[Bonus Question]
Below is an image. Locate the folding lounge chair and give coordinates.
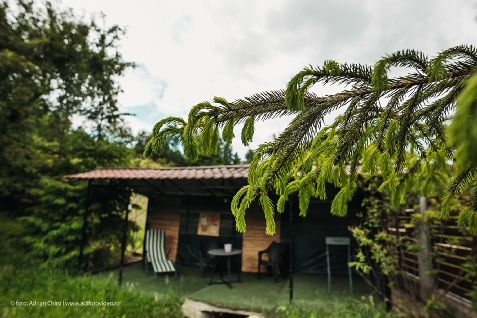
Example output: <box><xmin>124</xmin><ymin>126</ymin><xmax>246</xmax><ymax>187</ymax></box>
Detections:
<box><xmin>145</xmin><ymin>229</ymin><xmax>177</xmax><ymax>279</ymax></box>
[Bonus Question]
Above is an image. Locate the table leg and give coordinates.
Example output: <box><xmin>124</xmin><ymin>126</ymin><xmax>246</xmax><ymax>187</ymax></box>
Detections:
<box><xmin>348</xmin><ymin>244</ymin><xmax>353</xmax><ymax>294</ymax></box>
<box><xmin>237</xmin><ymin>267</ymin><xmax>241</xmax><ymax>283</ymax></box>
<box><xmin>219</xmin><ymin>257</ymin><xmax>223</xmax><ymax>279</ymax></box>
<box><xmin>208</xmin><ymin>253</ymin><xmax>242</xmax><ymax>289</ymax></box>
<box><xmin>326</xmin><ymin>244</ymin><xmax>331</xmax><ymax>293</ymax></box>
<box><xmin>227</xmin><ymin>257</ymin><xmax>232</xmax><ymax>284</ymax></box>
<box><xmin>209</xmin><ymin>258</ymin><xmax>217</xmax><ymax>286</ymax></box>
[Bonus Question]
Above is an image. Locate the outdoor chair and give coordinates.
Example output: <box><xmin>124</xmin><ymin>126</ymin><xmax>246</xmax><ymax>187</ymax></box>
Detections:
<box><xmin>258</xmin><ymin>242</ymin><xmax>287</xmax><ymax>282</ymax></box>
<box><xmin>145</xmin><ymin>229</ymin><xmax>177</xmax><ymax>279</ymax></box>
<box><xmin>199</xmin><ymin>239</ymin><xmax>219</xmax><ymax>277</ymax></box>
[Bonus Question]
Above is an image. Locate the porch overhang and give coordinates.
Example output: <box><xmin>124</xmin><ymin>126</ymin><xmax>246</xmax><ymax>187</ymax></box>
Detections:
<box><xmin>64</xmin><ymin>165</ymin><xmax>250</xmax><ymax>197</ymax></box>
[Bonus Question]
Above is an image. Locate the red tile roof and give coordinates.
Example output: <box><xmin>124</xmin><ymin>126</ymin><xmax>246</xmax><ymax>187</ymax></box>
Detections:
<box><xmin>64</xmin><ymin>165</ymin><xmax>249</xmax><ymax>180</ymax></box>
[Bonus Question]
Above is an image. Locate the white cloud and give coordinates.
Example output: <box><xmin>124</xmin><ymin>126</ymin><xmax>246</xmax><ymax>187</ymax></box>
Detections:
<box><xmin>118</xmin><ymin>65</ymin><xmax>166</xmax><ymax>109</ymax></box>
<box><xmin>123</xmin><ymin>116</ymin><xmax>154</xmax><ymax>136</ymax></box>
<box><xmin>62</xmin><ymin>0</ymin><xmax>477</xmax><ymax>158</ymax></box>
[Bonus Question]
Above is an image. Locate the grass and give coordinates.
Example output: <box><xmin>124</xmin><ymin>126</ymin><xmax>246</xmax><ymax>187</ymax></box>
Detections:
<box><xmin>268</xmin><ymin>296</ymin><xmax>395</xmax><ymax>318</ymax></box>
<box><xmin>94</xmin><ymin>262</ymin><xmax>208</xmax><ymax>298</ymax></box>
<box><xmin>186</xmin><ymin>273</ymin><xmax>287</xmax><ymax>312</ymax></box>
<box><xmin>1</xmin><ymin>260</ymin><xmax>395</xmax><ymax>317</ymax></box>
<box><xmin>96</xmin><ymin>262</ymin><xmax>393</xmax><ymax>316</ymax></box>
<box><xmin>0</xmin><ymin>264</ymin><xmax>183</xmax><ymax>318</ymax></box>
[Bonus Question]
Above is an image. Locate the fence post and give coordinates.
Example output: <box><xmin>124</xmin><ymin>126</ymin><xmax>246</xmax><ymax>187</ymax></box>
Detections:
<box><xmin>417</xmin><ymin>196</ymin><xmax>434</xmax><ymax>300</ymax></box>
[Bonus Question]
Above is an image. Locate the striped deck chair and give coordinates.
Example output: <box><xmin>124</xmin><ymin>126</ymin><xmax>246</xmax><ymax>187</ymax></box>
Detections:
<box><xmin>145</xmin><ymin>229</ymin><xmax>177</xmax><ymax>279</ymax></box>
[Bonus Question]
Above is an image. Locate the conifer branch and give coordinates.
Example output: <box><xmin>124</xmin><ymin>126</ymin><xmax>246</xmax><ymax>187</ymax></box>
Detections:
<box><xmin>147</xmin><ymin>45</ymin><xmax>477</xmax><ymax>234</ymax></box>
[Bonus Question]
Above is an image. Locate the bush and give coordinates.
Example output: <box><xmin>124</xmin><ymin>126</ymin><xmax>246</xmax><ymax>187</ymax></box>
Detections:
<box><xmin>0</xmin><ymin>266</ymin><xmax>183</xmax><ymax>318</ymax></box>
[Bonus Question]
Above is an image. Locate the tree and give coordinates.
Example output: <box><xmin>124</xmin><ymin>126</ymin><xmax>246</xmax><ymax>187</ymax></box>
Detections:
<box><xmin>20</xmin><ymin>127</ymin><xmax>136</xmax><ymax>269</ymax></box>
<box><xmin>0</xmin><ymin>0</ymin><xmax>135</xmax><ymax>270</ymax></box>
<box><xmin>146</xmin><ymin>45</ymin><xmax>477</xmax><ymax>235</ymax></box>
<box><xmin>243</xmin><ymin>149</ymin><xmax>254</xmax><ymax>164</ymax></box>
<box><xmin>0</xmin><ymin>0</ymin><xmax>133</xmax><ymax>213</ymax></box>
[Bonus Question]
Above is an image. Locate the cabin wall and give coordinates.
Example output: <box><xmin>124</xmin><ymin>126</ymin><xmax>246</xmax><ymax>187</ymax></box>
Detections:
<box><xmin>148</xmin><ymin>197</ymin><xmax>181</xmax><ymax>263</ymax></box>
<box><xmin>175</xmin><ymin>196</ymin><xmax>243</xmax><ymax>271</ymax></box>
<box><xmin>241</xmin><ymin>202</ymin><xmax>281</xmax><ymax>273</ymax></box>
<box><xmin>148</xmin><ymin>195</ymin><xmax>282</xmax><ymax>273</ymax></box>
<box><xmin>280</xmin><ymin>185</ymin><xmax>363</xmax><ymax>275</ymax></box>
<box><xmin>146</xmin><ymin>183</ymin><xmax>361</xmax><ymax>275</ymax></box>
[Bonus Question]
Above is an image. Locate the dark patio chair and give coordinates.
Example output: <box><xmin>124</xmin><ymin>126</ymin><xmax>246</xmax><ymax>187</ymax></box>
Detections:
<box><xmin>258</xmin><ymin>242</ymin><xmax>287</xmax><ymax>282</ymax></box>
<box><xmin>199</xmin><ymin>239</ymin><xmax>219</xmax><ymax>277</ymax></box>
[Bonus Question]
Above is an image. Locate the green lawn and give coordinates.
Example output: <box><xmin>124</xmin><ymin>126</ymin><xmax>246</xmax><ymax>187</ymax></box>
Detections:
<box><xmin>1</xmin><ymin>261</ymin><xmax>390</xmax><ymax>317</ymax></box>
<box><xmin>97</xmin><ymin>262</ymin><xmax>377</xmax><ymax>314</ymax></box>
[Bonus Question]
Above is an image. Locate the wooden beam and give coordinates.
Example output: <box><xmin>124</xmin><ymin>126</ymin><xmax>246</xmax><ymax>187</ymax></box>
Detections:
<box><xmin>118</xmin><ymin>188</ymin><xmax>131</xmax><ymax>286</ymax></box>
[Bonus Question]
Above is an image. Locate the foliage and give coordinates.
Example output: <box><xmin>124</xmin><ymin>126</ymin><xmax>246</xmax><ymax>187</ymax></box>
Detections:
<box><xmin>449</xmin><ymin>69</ymin><xmax>477</xmax><ymax>167</ymax></box>
<box><xmin>22</xmin><ymin>178</ymin><xmax>139</xmax><ymax>271</ymax></box>
<box><xmin>146</xmin><ymin>45</ymin><xmax>477</xmax><ymax>235</ymax></box>
<box><xmin>19</xmin><ymin>116</ymin><xmax>136</xmax><ymax>271</ymax></box>
<box><xmin>349</xmin><ymin>176</ymin><xmax>477</xmax><ymax>317</ymax></box>
<box><xmin>0</xmin><ymin>0</ymin><xmax>133</xmax><ymax>212</ymax></box>
<box><xmin>0</xmin><ymin>0</ymin><xmax>137</xmax><ymax>271</ymax></box>
<box><xmin>269</xmin><ymin>296</ymin><xmax>395</xmax><ymax>318</ymax></box>
<box><xmin>0</xmin><ymin>266</ymin><xmax>183</xmax><ymax>318</ymax></box>
<box><xmin>126</xmin><ymin>193</ymin><xmax>148</xmax><ymax>255</ymax></box>
<box><xmin>136</xmin><ymin>131</ymin><xmax>241</xmax><ymax>166</ymax></box>
<box><xmin>0</xmin><ymin>213</ymin><xmax>29</xmax><ymax>269</ymax></box>
<box><xmin>20</xmin><ymin>178</ymin><xmax>86</xmax><ymax>269</ymax></box>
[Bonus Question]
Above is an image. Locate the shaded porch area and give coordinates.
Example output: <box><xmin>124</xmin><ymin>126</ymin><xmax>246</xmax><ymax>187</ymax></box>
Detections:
<box><xmin>67</xmin><ymin>165</ymin><xmax>375</xmax><ymax>315</ymax></box>
<box><xmin>95</xmin><ymin>262</ymin><xmax>376</xmax><ymax>315</ymax></box>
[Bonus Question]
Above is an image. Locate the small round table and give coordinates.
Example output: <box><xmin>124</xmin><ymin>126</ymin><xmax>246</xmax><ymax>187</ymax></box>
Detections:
<box><xmin>207</xmin><ymin>248</ymin><xmax>242</xmax><ymax>289</ymax></box>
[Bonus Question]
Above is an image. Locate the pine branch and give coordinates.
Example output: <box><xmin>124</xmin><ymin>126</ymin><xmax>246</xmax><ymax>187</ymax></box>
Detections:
<box><xmin>147</xmin><ymin>45</ymin><xmax>477</xmax><ymax>234</ymax></box>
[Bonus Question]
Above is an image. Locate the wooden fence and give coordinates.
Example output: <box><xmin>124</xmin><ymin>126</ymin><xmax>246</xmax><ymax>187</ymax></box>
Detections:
<box><xmin>389</xmin><ymin>206</ymin><xmax>476</xmax><ymax>306</ymax></box>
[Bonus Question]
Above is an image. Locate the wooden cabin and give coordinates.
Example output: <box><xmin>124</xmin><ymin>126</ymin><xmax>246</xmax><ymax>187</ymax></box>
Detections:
<box><xmin>66</xmin><ymin>165</ymin><xmax>362</xmax><ymax>274</ymax></box>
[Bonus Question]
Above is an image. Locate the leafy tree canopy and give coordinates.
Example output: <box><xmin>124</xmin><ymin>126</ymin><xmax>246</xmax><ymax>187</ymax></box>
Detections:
<box><xmin>0</xmin><ymin>0</ymin><xmax>136</xmax><ymax>270</ymax></box>
<box><xmin>0</xmin><ymin>0</ymin><xmax>133</xmax><ymax>209</ymax></box>
<box><xmin>146</xmin><ymin>45</ymin><xmax>477</xmax><ymax>235</ymax></box>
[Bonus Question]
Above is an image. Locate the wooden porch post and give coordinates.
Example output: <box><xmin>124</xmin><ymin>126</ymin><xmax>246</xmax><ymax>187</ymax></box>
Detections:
<box><xmin>143</xmin><ymin>196</ymin><xmax>151</xmax><ymax>269</ymax></box>
<box><xmin>78</xmin><ymin>179</ymin><xmax>92</xmax><ymax>274</ymax></box>
<box><xmin>417</xmin><ymin>196</ymin><xmax>434</xmax><ymax>300</ymax></box>
<box><xmin>118</xmin><ymin>188</ymin><xmax>131</xmax><ymax>286</ymax></box>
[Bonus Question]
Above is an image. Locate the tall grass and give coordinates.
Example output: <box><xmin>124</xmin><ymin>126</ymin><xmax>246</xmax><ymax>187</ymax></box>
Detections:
<box><xmin>0</xmin><ymin>265</ymin><xmax>183</xmax><ymax>318</ymax></box>
<box><xmin>268</xmin><ymin>296</ymin><xmax>397</xmax><ymax>318</ymax></box>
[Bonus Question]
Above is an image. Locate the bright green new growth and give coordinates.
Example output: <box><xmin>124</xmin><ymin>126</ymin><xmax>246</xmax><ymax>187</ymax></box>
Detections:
<box><xmin>449</xmin><ymin>71</ymin><xmax>477</xmax><ymax>166</ymax></box>
<box><xmin>241</xmin><ymin>116</ymin><xmax>255</xmax><ymax>146</ymax></box>
<box><xmin>146</xmin><ymin>45</ymin><xmax>477</xmax><ymax>235</ymax></box>
<box><xmin>222</xmin><ymin>117</ymin><xmax>235</xmax><ymax>144</ymax></box>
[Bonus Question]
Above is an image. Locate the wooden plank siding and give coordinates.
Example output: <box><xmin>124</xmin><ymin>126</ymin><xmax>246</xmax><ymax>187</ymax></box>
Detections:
<box><xmin>149</xmin><ymin>197</ymin><xmax>181</xmax><ymax>263</ymax></box>
<box><xmin>241</xmin><ymin>202</ymin><xmax>281</xmax><ymax>273</ymax></box>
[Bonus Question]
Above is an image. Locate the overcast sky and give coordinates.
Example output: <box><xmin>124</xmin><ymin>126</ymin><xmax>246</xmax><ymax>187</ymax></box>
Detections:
<box><xmin>62</xmin><ymin>0</ymin><xmax>477</xmax><ymax>159</ymax></box>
